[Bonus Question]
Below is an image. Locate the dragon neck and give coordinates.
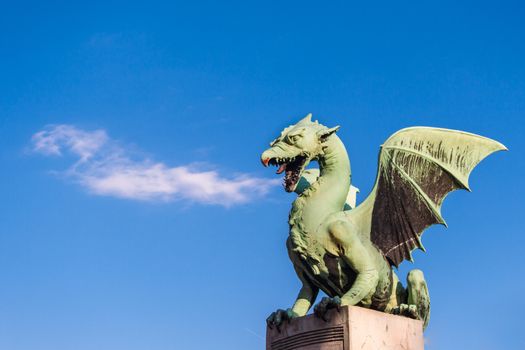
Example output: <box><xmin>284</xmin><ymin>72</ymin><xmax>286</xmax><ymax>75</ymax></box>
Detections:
<box><xmin>290</xmin><ymin>135</ymin><xmax>351</xmax><ymax>238</ymax></box>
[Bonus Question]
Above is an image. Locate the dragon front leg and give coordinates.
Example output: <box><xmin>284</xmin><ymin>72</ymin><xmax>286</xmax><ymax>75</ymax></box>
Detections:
<box><xmin>290</xmin><ymin>281</ymin><xmax>319</xmax><ymax>317</ymax></box>
<box><xmin>266</xmin><ymin>274</ymin><xmax>319</xmax><ymax>332</ymax></box>
<box><xmin>314</xmin><ymin>221</ymin><xmax>380</xmax><ymax>321</ymax></box>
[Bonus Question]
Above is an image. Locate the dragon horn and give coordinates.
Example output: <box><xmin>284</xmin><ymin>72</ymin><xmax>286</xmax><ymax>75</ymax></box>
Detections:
<box><xmin>297</xmin><ymin>113</ymin><xmax>313</xmax><ymax>125</ymax></box>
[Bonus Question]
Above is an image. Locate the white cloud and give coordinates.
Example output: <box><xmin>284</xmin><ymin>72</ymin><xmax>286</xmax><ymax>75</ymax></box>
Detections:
<box><xmin>31</xmin><ymin>125</ymin><xmax>278</xmax><ymax>206</ymax></box>
<box><xmin>32</xmin><ymin>125</ymin><xmax>108</xmax><ymax>160</ymax></box>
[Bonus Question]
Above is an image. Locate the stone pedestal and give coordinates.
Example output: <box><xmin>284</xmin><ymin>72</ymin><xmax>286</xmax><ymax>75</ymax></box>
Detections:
<box><xmin>266</xmin><ymin>306</ymin><xmax>424</xmax><ymax>350</ymax></box>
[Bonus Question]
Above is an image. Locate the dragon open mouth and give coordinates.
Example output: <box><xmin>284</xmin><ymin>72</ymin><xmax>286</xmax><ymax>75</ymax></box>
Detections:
<box><xmin>268</xmin><ymin>156</ymin><xmax>307</xmax><ymax>192</ymax></box>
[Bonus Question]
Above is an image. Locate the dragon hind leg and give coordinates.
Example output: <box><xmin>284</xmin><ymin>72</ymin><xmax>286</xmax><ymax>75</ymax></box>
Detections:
<box><xmin>407</xmin><ymin>269</ymin><xmax>430</xmax><ymax>328</ymax></box>
<box><xmin>391</xmin><ymin>269</ymin><xmax>431</xmax><ymax>329</ymax></box>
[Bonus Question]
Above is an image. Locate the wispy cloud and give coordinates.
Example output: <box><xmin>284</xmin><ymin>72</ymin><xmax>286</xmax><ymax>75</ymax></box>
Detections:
<box><xmin>31</xmin><ymin>125</ymin><xmax>278</xmax><ymax>206</ymax></box>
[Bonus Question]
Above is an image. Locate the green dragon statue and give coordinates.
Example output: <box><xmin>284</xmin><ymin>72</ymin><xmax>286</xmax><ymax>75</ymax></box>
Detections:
<box><xmin>261</xmin><ymin>114</ymin><xmax>506</xmax><ymax>330</ymax></box>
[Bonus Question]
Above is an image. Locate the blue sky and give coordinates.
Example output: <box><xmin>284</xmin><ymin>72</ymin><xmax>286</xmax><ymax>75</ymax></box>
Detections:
<box><xmin>1</xmin><ymin>1</ymin><xmax>524</xmax><ymax>349</ymax></box>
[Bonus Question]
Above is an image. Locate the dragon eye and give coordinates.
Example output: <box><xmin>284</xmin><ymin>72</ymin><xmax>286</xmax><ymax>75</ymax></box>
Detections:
<box><xmin>288</xmin><ymin>134</ymin><xmax>302</xmax><ymax>143</ymax></box>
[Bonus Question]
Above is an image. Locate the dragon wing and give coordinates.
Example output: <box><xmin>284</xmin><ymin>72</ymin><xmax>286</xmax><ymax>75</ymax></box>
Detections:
<box><xmin>346</xmin><ymin>127</ymin><xmax>506</xmax><ymax>267</ymax></box>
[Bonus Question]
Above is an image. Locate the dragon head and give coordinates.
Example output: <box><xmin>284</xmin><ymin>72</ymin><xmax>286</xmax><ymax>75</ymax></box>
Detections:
<box><xmin>261</xmin><ymin>113</ymin><xmax>339</xmax><ymax>192</ymax></box>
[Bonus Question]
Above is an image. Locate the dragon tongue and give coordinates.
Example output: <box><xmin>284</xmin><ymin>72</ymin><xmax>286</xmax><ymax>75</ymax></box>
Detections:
<box><xmin>276</xmin><ymin>163</ymin><xmax>287</xmax><ymax>174</ymax></box>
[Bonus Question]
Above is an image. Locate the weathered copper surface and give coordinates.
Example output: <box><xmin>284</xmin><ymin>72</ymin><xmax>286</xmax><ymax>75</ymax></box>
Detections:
<box><xmin>262</xmin><ymin>115</ymin><xmax>506</xmax><ymax>329</ymax></box>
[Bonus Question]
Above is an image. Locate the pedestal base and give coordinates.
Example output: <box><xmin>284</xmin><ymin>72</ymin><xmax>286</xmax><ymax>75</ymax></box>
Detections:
<box><xmin>266</xmin><ymin>306</ymin><xmax>424</xmax><ymax>350</ymax></box>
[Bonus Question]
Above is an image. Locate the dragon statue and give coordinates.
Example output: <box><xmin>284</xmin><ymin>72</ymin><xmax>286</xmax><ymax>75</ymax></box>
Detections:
<box><xmin>261</xmin><ymin>114</ymin><xmax>505</xmax><ymax>330</ymax></box>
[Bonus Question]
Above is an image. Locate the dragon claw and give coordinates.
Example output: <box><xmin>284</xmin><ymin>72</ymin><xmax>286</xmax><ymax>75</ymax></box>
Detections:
<box><xmin>314</xmin><ymin>296</ymin><xmax>341</xmax><ymax>321</ymax></box>
<box><xmin>266</xmin><ymin>308</ymin><xmax>298</xmax><ymax>332</ymax></box>
<box><xmin>392</xmin><ymin>303</ymin><xmax>419</xmax><ymax>320</ymax></box>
